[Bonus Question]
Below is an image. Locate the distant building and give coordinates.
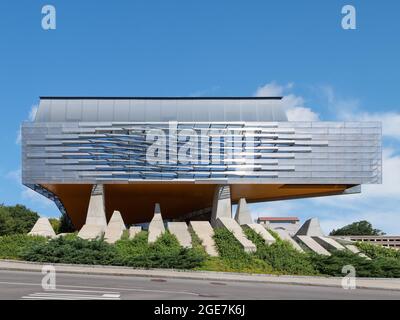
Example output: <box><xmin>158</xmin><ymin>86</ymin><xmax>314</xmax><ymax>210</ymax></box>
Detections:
<box><xmin>332</xmin><ymin>235</ymin><xmax>400</xmax><ymax>249</ymax></box>
<box><xmin>257</xmin><ymin>217</ymin><xmax>300</xmax><ymax>236</ymax></box>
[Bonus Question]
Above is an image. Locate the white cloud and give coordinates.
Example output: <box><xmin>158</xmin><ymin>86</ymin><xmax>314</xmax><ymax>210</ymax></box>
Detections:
<box><xmin>346</xmin><ymin>111</ymin><xmax>400</xmax><ymax>140</ymax></box>
<box><xmin>5</xmin><ymin>168</ymin><xmax>54</xmax><ymax>208</ymax></box>
<box><xmin>28</xmin><ymin>105</ymin><xmax>38</xmax><ymax>121</ymax></box>
<box><xmin>5</xmin><ymin>169</ymin><xmax>21</xmax><ymax>184</ymax></box>
<box><xmin>255</xmin><ymin>82</ymin><xmax>320</xmax><ymax>121</ymax></box>
<box><xmin>21</xmin><ymin>187</ymin><xmax>54</xmax><ymax>207</ymax></box>
<box><xmin>15</xmin><ymin>129</ymin><xmax>21</xmax><ymax>145</ymax></box>
<box><xmin>16</xmin><ymin>104</ymin><xmax>38</xmax><ymax>145</ymax></box>
<box><xmin>320</xmin><ymin>85</ymin><xmax>400</xmax><ymax>140</ymax></box>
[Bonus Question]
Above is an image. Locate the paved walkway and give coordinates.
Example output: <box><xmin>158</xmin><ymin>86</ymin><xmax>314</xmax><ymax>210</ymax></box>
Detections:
<box><xmin>1</xmin><ymin>259</ymin><xmax>399</xmax><ymax>291</ymax></box>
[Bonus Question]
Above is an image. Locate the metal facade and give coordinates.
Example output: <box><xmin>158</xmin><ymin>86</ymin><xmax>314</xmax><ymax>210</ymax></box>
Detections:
<box><xmin>22</xmin><ymin>120</ymin><xmax>381</xmax><ymax>185</ymax></box>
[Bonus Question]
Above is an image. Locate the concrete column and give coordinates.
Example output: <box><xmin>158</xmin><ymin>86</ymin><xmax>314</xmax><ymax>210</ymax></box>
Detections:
<box><xmin>168</xmin><ymin>222</ymin><xmax>192</xmax><ymax>248</ymax></box>
<box><xmin>104</xmin><ymin>210</ymin><xmax>126</xmax><ymax>244</ymax></box>
<box><xmin>148</xmin><ymin>203</ymin><xmax>166</xmax><ymax>243</ymax></box>
<box><xmin>211</xmin><ymin>185</ymin><xmax>232</xmax><ymax>227</ymax></box>
<box><xmin>190</xmin><ymin>221</ymin><xmax>218</xmax><ymax>256</ymax></box>
<box><xmin>78</xmin><ymin>184</ymin><xmax>107</xmax><ymax>240</ymax></box>
<box><xmin>28</xmin><ymin>217</ymin><xmax>56</xmax><ymax>238</ymax></box>
<box><xmin>234</xmin><ymin>198</ymin><xmax>253</xmax><ymax>225</ymax></box>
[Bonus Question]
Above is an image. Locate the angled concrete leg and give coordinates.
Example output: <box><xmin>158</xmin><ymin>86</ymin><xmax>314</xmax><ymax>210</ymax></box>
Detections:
<box><xmin>234</xmin><ymin>198</ymin><xmax>253</xmax><ymax>225</ymax></box>
<box><xmin>211</xmin><ymin>185</ymin><xmax>232</xmax><ymax>227</ymax></box>
<box><xmin>168</xmin><ymin>222</ymin><xmax>192</xmax><ymax>248</ymax></box>
<box><xmin>274</xmin><ymin>229</ymin><xmax>304</xmax><ymax>252</ymax></box>
<box><xmin>29</xmin><ymin>217</ymin><xmax>56</xmax><ymax>238</ymax></box>
<box><xmin>78</xmin><ymin>185</ymin><xmax>107</xmax><ymax>240</ymax></box>
<box><xmin>190</xmin><ymin>221</ymin><xmax>218</xmax><ymax>256</ymax></box>
<box><xmin>148</xmin><ymin>203</ymin><xmax>165</xmax><ymax>243</ymax></box>
<box><xmin>215</xmin><ymin>217</ymin><xmax>257</xmax><ymax>253</ymax></box>
<box><xmin>104</xmin><ymin>210</ymin><xmax>126</xmax><ymax>244</ymax></box>
<box><xmin>234</xmin><ymin>198</ymin><xmax>275</xmax><ymax>245</ymax></box>
<box><xmin>295</xmin><ymin>218</ymin><xmax>324</xmax><ymax>237</ymax></box>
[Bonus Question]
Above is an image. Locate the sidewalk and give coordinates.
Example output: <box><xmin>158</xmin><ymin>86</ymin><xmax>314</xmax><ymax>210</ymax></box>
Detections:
<box><xmin>1</xmin><ymin>259</ymin><xmax>400</xmax><ymax>291</ymax></box>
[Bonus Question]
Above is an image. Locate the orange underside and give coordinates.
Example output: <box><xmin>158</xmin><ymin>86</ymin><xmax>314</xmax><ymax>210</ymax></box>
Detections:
<box><xmin>41</xmin><ymin>183</ymin><xmax>350</xmax><ymax>229</ymax></box>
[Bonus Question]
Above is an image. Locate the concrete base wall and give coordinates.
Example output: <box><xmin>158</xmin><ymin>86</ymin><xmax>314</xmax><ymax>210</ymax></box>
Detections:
<box><xmin>168</xmin><ymin>222</ymin><xmax>192</xmax><ymax>248</ymax></box>
<box><xmin>190</xmin><ymin>221</ymin><xmax>218</xmax><ymax>256</ymax></box>
<box><xmin>215</xmin><ymin>217</ymin><xmax>256</xmax><ymax>253</ymax></box>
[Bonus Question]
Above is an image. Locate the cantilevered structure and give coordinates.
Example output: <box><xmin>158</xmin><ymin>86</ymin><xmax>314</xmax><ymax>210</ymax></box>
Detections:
<box><xmin>21</xmin><ymin>97</ymin><xmax>382</xmax><ymax>229</ymax></box>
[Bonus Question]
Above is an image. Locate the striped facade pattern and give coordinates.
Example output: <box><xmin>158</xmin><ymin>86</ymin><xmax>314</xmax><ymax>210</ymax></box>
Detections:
<box><xmin>21</xmin><ymin>121</ymin><xmax>382</xmax><ymax>185</ymax></box>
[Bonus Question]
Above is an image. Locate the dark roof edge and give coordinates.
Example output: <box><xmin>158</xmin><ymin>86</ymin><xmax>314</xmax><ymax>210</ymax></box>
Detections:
<box><xmin>39</xmin><ymin>96</ymin><xmax>283</xmax><ymax>100</ymax></box>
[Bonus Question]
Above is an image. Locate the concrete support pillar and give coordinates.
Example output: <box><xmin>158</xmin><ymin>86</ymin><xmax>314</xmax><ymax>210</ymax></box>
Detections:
<box><xmin>234</xmin><ymin>198</ymin><xmax>253</xmax><ymax>225</ymax></box>
<box><xmin>148</xmin><ymin>203</ymin><xmax>166</xmax><ymax>243</ymax></box>
<box><xmin>28</xmin><ymin>217</ymin><xmax>56</xmax><ymax>238</ymax></box>
<box><xmin>211</xmin><ymin>185</ymin><xmax>232</xmax><ymax>227</ymax></box>
<box><xmin>78</xmin><ymin>184</ymin><xmax>107</xmax><ymax>240</ymax></box>
<box><xmin>104</xmin><ymin>210</ymin><xmax>126</xmax><ymax>244</ymax></box>
<box><xmin>168</xmin><ymin>222</ymin><xmax>192</xmax><ymax>248</ymax></box>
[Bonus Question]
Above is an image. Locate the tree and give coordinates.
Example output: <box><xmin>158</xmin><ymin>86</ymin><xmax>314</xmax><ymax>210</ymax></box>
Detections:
<box><xmin>0</xmin><ymin>204</ymin><xmax>39</xmax><ymax>236</ymax></box>
<box><xmin>49</xmin><ymin>218</ymin><xmax>60</xmax><ymax>234</ymax></box>
<box><xmin>330</xmin><ymin>220</ymin><xmax>385</xmax><ymax>236</ymax></box>
<box><xmin>58</xmin><ymin>212</ymin><xmax>75</xmax><ymax>233</ymax></box>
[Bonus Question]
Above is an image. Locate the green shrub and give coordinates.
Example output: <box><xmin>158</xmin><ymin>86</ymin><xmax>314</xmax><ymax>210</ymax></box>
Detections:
<box><xmin>21</xmin><ymin>236</ymin><xmax>118</xmax><ymax>265</ymax></box>
<box><xmin>0</xmin><ymin>205</ymin><xmax>39</xmax><ymax>236</ymax></box>
<box><xmin>114</xmin><ymin>232</ymin><xmax>206</xmax><ymax>269</ymax></box>
<box><xmin>244</xmin><ymin>227</ymin><xmax>317</xmax><ymax>275</ymax></box>
<box><xmin>0</xmin><ymin>234</ymin><xmax>47</xmax><ymax>259</ymax></box>
<box><xmin>210</xmin><ymin>228</ymin><xmax>273</xmax><ymax>273</ymax></box>
<box><xmin>20</xmin><ymin>231</ymin><xmax>206</xmax><ymax>269</ymax></box>
<box><xmin>356</xmin><ymin>242</ymin><xmax>400</xmax><ymax>260</ymax></box>
<box><xmin>310</xmin><ymin>250</ymin><xmax>400</xmax><ymax>278</ymax></box>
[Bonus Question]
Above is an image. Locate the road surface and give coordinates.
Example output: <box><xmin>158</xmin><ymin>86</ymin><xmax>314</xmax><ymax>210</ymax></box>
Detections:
<box><xmin>0</xmin><ymin>269</ymin><xmax>399</xmax><ymax>300</ymax></box>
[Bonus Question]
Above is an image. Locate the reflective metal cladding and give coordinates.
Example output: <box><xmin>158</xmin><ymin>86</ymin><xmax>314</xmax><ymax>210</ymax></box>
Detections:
<box><xmin>22</xmin><ymin>97</ymin><xmax>382</xmax><ymax>186</ymax></box>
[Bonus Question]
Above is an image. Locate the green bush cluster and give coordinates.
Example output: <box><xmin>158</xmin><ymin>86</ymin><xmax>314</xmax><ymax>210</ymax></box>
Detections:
<box><xmin>0</xmin><ymin>234</ymin><xmax>47</xmax><ymax>259</ymax></box>
<box><xmin>2</xmin><ymin>226</ymin><xmax>400</xmax><ymax>277</ymax></box>
<box><xmin>21</xmin><ymin>236</ymin><xmax>118</xmax><ymax>265</ymax></box>
<box><xmin>310</xmin><ymin>250</ymin><xmax>400</xmax><ymax>278</ymax></box>
<box><xmin>0</xmin><ymin>205</ymin><xmax>39</xmax><ymax>236</ymax></box>
<box><xmin>244</xmin><ymin>227</ymin><xmax>317</xmax><ymax>275</ymax></box>
<box><xmin>356</xmin><ymin>242</ymin><xmax>400</xmax><ymax>260</ymax></box>
<box><xmin>113</xmin><ymin>231</ymin><xmax>206</xmax><ymax>269</ymax></box>
<box><xmin>206</xmin><ymin>228</ymin><xmax>273</xmax><ymax>273</ymax></box>
<box><xmin>18</xmin><ymin>231</ymin><xmax>206</xmax><ymax>269</ymax></box>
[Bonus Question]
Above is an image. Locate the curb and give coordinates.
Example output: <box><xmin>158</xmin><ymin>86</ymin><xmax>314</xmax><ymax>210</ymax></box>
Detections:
<box><xmin>1</xmin><ymin>259</ymin><xmax>399</xmax><ymax>292</ymax></box>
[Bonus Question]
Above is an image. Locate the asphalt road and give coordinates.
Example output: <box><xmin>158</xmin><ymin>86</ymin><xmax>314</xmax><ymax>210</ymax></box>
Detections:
<box><xmin>0</xmin><ymin>269</ymin><xmax>399</xmax><ymax>300</ymax></box>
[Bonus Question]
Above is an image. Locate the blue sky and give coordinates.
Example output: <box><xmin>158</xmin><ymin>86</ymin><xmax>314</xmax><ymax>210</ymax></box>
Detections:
<box><xmin>1</xmin><ymin>1</ymin><xmax>399</xmax><ymax>234</ymax></box>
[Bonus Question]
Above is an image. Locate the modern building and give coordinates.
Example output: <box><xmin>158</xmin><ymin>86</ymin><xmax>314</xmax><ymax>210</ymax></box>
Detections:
<box><xmin>332</xmin><ymin>236</ymin><xmax>400</xmax><ymax>249</ymax></box>
<box><xmin>21</xmin><ymin>97</ymin><xmax>382</xmax><ymax>229</ymax></box>
<box><xmin>257</xmin><ymin>217</ymin><xmax>300</xmax><ymax>235</ymax></box>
